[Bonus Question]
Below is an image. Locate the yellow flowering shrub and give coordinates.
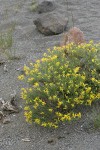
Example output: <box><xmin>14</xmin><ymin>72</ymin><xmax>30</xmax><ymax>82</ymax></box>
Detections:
<box><xmin>18</xmin><ymin>41</ymin><xmax>100</xmax><ymax>128</ymax></box>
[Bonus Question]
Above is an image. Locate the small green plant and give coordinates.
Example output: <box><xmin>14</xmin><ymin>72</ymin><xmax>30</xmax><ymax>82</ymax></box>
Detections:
<box><xmin>29</xmin><ymin>0</ymin><xmax>38</xmax><ymax>12</ymax></box>
<box><xmin>0</xmin><ymin>29</ymin><xmax>13</xmax><ymax>51</ymax></box>
<box><xmin>0</xmin><ymin>25</ymin><xmax>20</xmax><ymax>60</ymax></box>
<box><xmin>18</xmin><ymin>41</ymin><xmax>100</xmax><ymax>128</ymax></box>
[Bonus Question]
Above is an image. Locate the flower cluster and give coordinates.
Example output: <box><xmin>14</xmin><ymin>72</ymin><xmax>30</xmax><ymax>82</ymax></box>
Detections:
<box><xmin>18</xmin><ymin>41</ymin><xmax>100</xmax><ymax>128</ymax></box>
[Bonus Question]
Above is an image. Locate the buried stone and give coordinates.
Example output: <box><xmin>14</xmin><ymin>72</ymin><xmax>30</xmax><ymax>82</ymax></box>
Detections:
<box><xmin>34</xmin><ymin>12</ymin><xmax>68</xmax><ymax>35</ymax></box>
<box><xmin>37</xmin><ymin>1</ymin><xmax>56</xmax><ymax>14</ymax></box>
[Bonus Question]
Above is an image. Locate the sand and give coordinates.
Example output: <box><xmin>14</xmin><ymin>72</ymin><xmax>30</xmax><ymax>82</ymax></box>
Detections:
<box><xmin>0</xmin><ymin>0</ymin><xmax>100</xmax><ymax>150</ymax></box>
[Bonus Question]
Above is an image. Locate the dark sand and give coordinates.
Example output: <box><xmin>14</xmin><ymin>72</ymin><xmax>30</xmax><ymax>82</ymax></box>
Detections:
<box><xmin>0</xmin><ymin>0</ymin><xmax>100</xmax><ymax>150</ymax></box>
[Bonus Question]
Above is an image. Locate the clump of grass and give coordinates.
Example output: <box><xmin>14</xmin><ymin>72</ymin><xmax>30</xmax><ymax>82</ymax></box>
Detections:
<box><xmin>0</xmin><ymin>25</ymin><xmax>20</xmax><ymax>60</ymax></box>
<box><xmin>29</xmin><ymin>0</ymin><xmax>38</xmax><ymax>12</ymax></box>
<box><xmin>0</xmin><ymin>29</ymin><xmax>13</xmax><ymax>51</ymax></box>
<box><xmin>18</xmin><ymin>41</ymin><xmax>100</xmax><ymax>128</ymax></box>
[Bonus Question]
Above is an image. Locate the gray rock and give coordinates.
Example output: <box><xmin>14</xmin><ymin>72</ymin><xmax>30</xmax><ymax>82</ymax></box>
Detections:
<box><xmin>37</xmin><ymin>1</ymin><xmax>56</xmax><ymax>14</ymax></box>
<box><xmin>34</xmin><ymin>12</ymin><xmax>68</xmax><ymax>35</ymax></box>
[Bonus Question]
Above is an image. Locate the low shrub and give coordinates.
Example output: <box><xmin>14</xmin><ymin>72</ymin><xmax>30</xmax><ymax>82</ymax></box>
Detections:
<box><xmin>18</xmin><ymin>41</ymin><xmax>100</xmax><ymax>128</ymax></box>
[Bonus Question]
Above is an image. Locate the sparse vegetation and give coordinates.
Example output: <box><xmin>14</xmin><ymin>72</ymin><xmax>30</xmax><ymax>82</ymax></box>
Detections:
<box><xmin>29</xmin><ymin>0</ymin><xmax>38</xmax><ymax>12</ymax></box>
<box><xmin>90</xmin><ymin>104</ymin><xmax>100</xmax><ymax>129</ymax></box>
<box><xmin>0</xmin><ymin>24</ymin><xmax>20</xmax><ymax>60</ymax></box>
<box><xmin>0</xmin><ymin>29</ymin><xmax>13</xmax><ymax>51</ymax></box>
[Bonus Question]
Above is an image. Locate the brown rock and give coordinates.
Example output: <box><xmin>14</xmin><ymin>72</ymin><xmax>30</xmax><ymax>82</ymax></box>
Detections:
<box><xmin>61</xmin><ymin>27</ymin><xmax>85</xmax><ymax>46</ymax></box>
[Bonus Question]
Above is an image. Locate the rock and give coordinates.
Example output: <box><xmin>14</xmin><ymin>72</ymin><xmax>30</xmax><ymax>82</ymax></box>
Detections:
<box><xmin>0</xmin><ymin>111</ymin><xmax>4</xmax><ymax>120</ymax></box>
<box><xmin>4</xmin><ymin>64</ymin><xmax>8</xmax><ymax>72</ymax></box>
<box><xmin>47</xmin><ymin>138</ymin><xmax>57</xmax><ymax>145</ymax></box>
<box><xmin>37</xmin><ymin>1</ymin><xmax>56</xmax><ymax>14</ymax></box>
<box><xmin>3</xmin><ymin>116</ymin><xmax>11</xmax><ymax>124</ymax></box>
<box><xmin>22</xmin><ymin>138</ymin><xmax>31</xmax><ymax>142</ymax></box>
<box><xmin>0</xmin><ymin>98</ymin><xmax>5</xmax><ymax>108</ymax></box>
<box><xmin>10</xmin><ymin>90</ymin><xmax>17</xmax><ymax>106</ymax></box>
<box><xmin>0</xmin><ymin>60</ymin><xmax>5</xmax><ymax>65</ymax></box>
<box><xmin>61</xmin><ymin>27</ymin><xmax>85</xmax><ymax>46</ymax></box>
<box><xmin>34</xmin><ymin>12</ymin><xmax>68</xmax><ymax>36</ymax></box>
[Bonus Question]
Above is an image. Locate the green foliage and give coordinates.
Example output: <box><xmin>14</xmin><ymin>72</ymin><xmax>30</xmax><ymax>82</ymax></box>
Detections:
<box><xmin>0</xmin><ymin>29</ymin><xmax>13</xmax><ymax>51</ymax></box>
<box><xmin>19</xmin><ymin>41</ymin><xmax>100</xmax><ymax>128</ymax></box>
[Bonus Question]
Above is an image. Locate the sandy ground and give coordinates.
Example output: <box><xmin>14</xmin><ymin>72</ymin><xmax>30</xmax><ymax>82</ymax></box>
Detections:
<box><xmin>0</xmin><ymin>0</ymin><xmax>100</xmax><ymax>150</ymax></box>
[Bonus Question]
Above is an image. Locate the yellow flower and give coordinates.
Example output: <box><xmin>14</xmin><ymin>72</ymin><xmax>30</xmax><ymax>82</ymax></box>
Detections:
<box><xmin>86</xmin><ymin>87</ymin><xmax>91</xmax><ymax>93</ymax></box>
<box><xmin>34</xmin><ymin>82</ymin><xmax>39</xmax><ymax>87</ymax></box>
<box><xmin>41</xmin><ymin>122</ymin><xmax>47</xmax><ymax>127</ymax></box>
<box><xmin>18</xmin><ymin>75</ymin><xmax>24</xmax><ymax>80</ymax></box>
<box><xmin>52</xmin><ymin>95</ymin><xmax>57</xmax><ymax>100</ymax></box>
<box><xmin>71</xmin><ymin>104</ymin><xmax>74</xmax><ymax>107</ymax></box>
<box><xmin>23</xmin><ymin>65</ymin><xmax>30</xmax><ymax>75</ymax></box>
<box><xmin>52</xmin><ymin>124</ymin><xmax>58</xmax><ymax>128</ymax></box>
<box><xmin>55</xmin><ymin>112</ymin><xmax>63</xmax><ymax>117</ymax></box>
<box><xmin>24</xmin><ymin>106</ymin><xmax>30</xmax><ymax>111</ymax></box>
<box><xmin>30</xmin><ymin>62</ymin><xmax>34</xmax><ymax>66</ymax></box>
<box><xmin>36</xmin><ymin>59</ymin><xmax>40</xmax><ymax>63</ymax></box>
<box><xmin>34</xmin><ymin>63</ymin><xmax>40</xmax><ymax>68</ymax></box>
<box><xmin>72</xmin><ymin>112</ymin><xmax>81</xmax><ymax>118</ymax></box>
<box><xmin>61</xmin><ymin>114</ymin><xmax>71</xmax><ymax>121</ymax></box>
<box><xmin>96</xmin><ymin>93</ymin><xmax>100</xmax><ymax>99</ymax></box>
<box><xmin>51</xmin><ymin>55</ymin><xmax>57</xmax><ymax>60</ymax></box>
<box><xmin>21</xmin><ymin>88</ymin><xmax>27</xmax><ymax>100</ymax></box>
<box><xmin>33</xmin><ymin>102</ymin><xmax>39</xmax><ymax>109</ymax></box>
<box><xmin>34</xmin><ymin>118</ymin><xmax>40</xmax><ymax>124</ymax></box>
<box><xmin>89</xmin><ymin>40</ymin><xmax>94</xmax><ymax>44</ymax></box>
<box><xmin>28</xmin><ymin>88</ymin><xmax>32</xmax><ymax>92</ymax></box>
<box><xmin>21</xmin><ymin>93</ymin><xmax>27</xmax><ymax>100</ymax></box>
<box><xmin>48</xmin><ymin>108</ymin><xmax>53</xmax><ymax>112</ymax></box>
<box><xmin>40</xmin><ymin>112</ymin><xmax>44</xmax><ymax>115</ymax></box>
<box><xmin>66</xmin><ymin>73</ymin><xmax>70</xmax><ymax>77</ymax></box>
<box><xmin>91</xmin><ymin>78</ymin><xmax>95</xmax><ymax>81</ymax></box>
<box><xmin>57</xmin><ymin>101</ymin><xmax>63</xmax><ymax>108</ymax></box>
<box><xmin>41</xmin><ymin>101</ymin><xmax>46</xmax><ymax>106</ymax></box>
<box><xmin>90</xmin><ymin>94</ymin><xmax>95</xmax><ymax>99</ymax></box>
<box><xmin>43</xmin><ymin>88</ymin><xmax>49</xmax><ymax>94</ymax></box>
<box><xmin>24</xmin><ymin>111</ymin><xmax>32</xmax><ymax>122</ymax></box>
<box><xmin>81</xmin><ymin>75</ymin><xmax>86</xmax><ymax>80</ymax></box>
<box><xmin>28</xmin><ymin>77</ymin><xmax>34</xmax><ymax>82</ymax></box>
<box><xmin>92</xmin><ymin>59</ymin><xmax>95</xmax><ymax>62</ymax></box>
<box><xmin>74</xmin><ymin>67</ymin><xmax>80</xmax><ymax>73</ymax></box>
<box><xmin>56</xmin><ymin>62</ymin><xmax>60</xmax><ymax>66</ymax></box>
<box><xmin>60</xmin><ymin>86</ymin><xmax>63</xmax><ymax>91</ymax></box>
<box><xmin>86</xmin><ymin>99</ymin><xmax>92</xmax><ymax>106</ymax></box>
<box><xmin>43</xmin><ymin>53</ymin><xmax>47</xmax><ymax>57</ymax></box>
<box><xmin>41</xmin><ymin>57</ymin><xmax>48</xmax><ymax>62</ymax></box>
